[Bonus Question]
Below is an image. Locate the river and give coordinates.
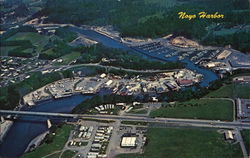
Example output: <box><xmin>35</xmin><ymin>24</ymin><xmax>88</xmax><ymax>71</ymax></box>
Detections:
<box><xmin>0</xmin><ymin>27</ymin><xmax>218</xmax><ymax>158</ymax></box>
<box><xmin>70</xmin><ymin>26</ymin><xmax>218</xmax><ymax>87</ymax></box>
<box><xmin>0</xmin><ymin>95</ymin><xmax>92</xmax><ymax>158</ymax></box>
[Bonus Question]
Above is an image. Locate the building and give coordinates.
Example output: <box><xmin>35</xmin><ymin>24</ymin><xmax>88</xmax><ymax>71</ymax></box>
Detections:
<box><xmin>105</xmin><ymin>80</ymin><xmax>113</xmax><ymax>86</ymax></box>
<box><xmin>120</xmin><ymin>134</ymin><xmax>137</xmax><ymax>148</ymax></box>
<box><xmin>177</xmin><ymin>79</ymin><xmax>193</xmax><ymax>87</ymax></box>
<box><xmin>100</xmin><ymin>73</ymin><xmax>106</xmax><ymax>78</ymax></box>
<box><xmin>217</xmin><ymin>50</ymin><xmax>232</xmax><ymax>60</ymax></box>
<box><xmin>224</xmin><ymin>130</ymin><xmax>234</xmax><ymax>140</ymax></box>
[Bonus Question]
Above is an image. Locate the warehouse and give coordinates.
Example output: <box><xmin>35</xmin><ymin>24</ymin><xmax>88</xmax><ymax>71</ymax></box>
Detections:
<box><xmin>216</xmin><ymin>50</ymin><xmax>231</xmax><ymax>60</ymax></box>
<box><xmin>120</xmin><ymin>134</ymin><xmax>137</xmax><ymax>148</ymax></box>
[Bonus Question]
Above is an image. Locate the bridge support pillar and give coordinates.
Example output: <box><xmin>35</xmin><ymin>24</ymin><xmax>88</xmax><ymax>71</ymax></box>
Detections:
<box><xmin>1</xmin><ymin>116</ymin><xmax>4</xmax><ymax>123</ymax></box>
<box><xmin>47</xmin><ymin>119</ymin><xmax>52</xmax><ymax>129</ymax></box>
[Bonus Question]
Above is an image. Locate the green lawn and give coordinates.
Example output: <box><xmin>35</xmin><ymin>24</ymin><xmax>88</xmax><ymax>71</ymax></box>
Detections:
<box><xmin>22</xmin><ymin>125</ymin><xmax>72</xmax><ymax>158</ymax></box>
<box><xmin>121</xmin><ymin>121</ymin><xmax>148</xmax><ymax>126</ymax></box>
<box><xmin>150</xmin><ymin>99</ymin><xmax>234</xmax><ymax>121</ymax></box>
<box><xmin>6</xmin><ymin>32</ymin><xmax>48</xmax><ymax>45</ymax></box>
<box><xmin>129</xmin><ymin>109</ymin><xmax>148</xmax><ymax>114</ymax></box>
<box><xmin>22</xmin><ymin>48</ymin><xmax>34</xmax><ymax>54</ymax></box>
<box><xmin>45</xmin><ymin>152</ymin><xmax>61</xmax><ymax>158</ymax></box>
<box><xmin>241</xmin><ymin>130</ymin><xmax>250</xmax><ymax>155</ymax></box>
<box><xmin>42</xmin><ymin>48</ymin><xmax>55</xmax><ymax>56</ymax></box>
<box><xmin>6</xmin><ymin>32</ymin><xmax>49</xmax><ymax>51</ymax></box>
<box><xmin>61</xmin><ymin>150</ymin><xmax>76</xmax><ymax>158</ymax></box>
<box><xmin>2</xmin><ymin>32</ymin><xmax>50</xmax><ymax>57</ymax></box>
<box><xmin>116</xmin><ymin>128</ymin><xmax>243</xmax><ymax>158</ymax></box>
<box><xmin>0</xmin><ymin>46</ymin><xmax>18</xmax><ymax>56</ymax></box>
<box><xmin>206</xmin><ymin>83</ymin><xmax>250</xmax><ymax>99</ymax></box>
<box><xmin>56</xmin><ymin>51</ymin><xmax>81</xmax><ymax>65</ymax></box>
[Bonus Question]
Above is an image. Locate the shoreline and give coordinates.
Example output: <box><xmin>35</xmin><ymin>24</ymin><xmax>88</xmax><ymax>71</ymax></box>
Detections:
<box><xmin>24</xmin><ymin>130</ymin><xmax>49</xmax><ymax>153</ymax></box>
<box><xmin>0</xmin><ymin>120</ymin><xmax>13</xmax><ymax>143</ymax></box>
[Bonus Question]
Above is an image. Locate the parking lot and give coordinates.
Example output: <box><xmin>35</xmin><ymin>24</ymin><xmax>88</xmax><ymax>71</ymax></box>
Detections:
<box><xmin>108</xmin><ymin>124</ymin><xmax>147</xmax><ymax>158</ymax></box>
<box><xmin>62</xmin><ymin>120</ymin><xmax>148</xmax><ymax>158</ymax></box>
<box><xmin>132</xmin><ymin>41</ymin><xmax>178</xmax><ymax>59</ymax></box>
<box><xmin>237</xmin><ymin>98</ymin><xmax>250</xmax><ymax>122</ymax></box>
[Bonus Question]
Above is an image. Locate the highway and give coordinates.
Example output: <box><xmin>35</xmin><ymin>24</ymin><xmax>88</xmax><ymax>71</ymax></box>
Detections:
<box><xmin>1</xmin><ymin>110</ymin><xmax>250</xmax><ymax>130</ymax></box>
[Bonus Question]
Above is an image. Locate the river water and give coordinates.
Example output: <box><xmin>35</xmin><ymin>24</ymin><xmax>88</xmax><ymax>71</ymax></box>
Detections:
<box><xmin>0</xmin><ymin>27</ymin><xmax>218</xmax><ymax>158</ymax></box>
<box><xmin>0</xmin><ymin>95</ymin><xmax>92</xmax><ymax>158</ymax></box>
<box><xmin>71</xmin><ymin>27</ymin><xmax>218</xmax><ymax>87</ymax></box>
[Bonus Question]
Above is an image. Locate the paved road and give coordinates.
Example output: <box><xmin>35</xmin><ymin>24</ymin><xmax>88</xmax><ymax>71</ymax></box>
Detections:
<box><xmin>1</xmin><ymin>110</ymin><xmax>250</xmax><ymax>130</ymax></box>
<box><xmin>29</xmin><ymin>62</ymin><xmax>177</xmax><ymax>77</ymax></box>
<box><xmin>65</xmin><ymin>63</ymin><xmax>177</xmax><ymax>73</ymax></box>
<box><xmin>235</xmin><ymin>128</ymin><xmax>249</xmax><ymax>158</ymax></box>
<box><xmin>84</xmin><ymin>114</ymin><xmax>250</xmax><ymax>129</ymax></box>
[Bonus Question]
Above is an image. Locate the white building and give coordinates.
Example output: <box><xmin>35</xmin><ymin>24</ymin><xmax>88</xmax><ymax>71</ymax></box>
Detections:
<box><xmin>121</xmin><ymin>136</ymin><xmax>137</xmax><ymax>148</ymax></box>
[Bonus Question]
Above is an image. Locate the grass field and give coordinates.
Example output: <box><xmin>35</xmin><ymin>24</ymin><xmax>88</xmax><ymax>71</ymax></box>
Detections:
<box><xmin>1</xmin><ymin>30</ymin><xmax>77</xmax><ymax>59</ymax></box>
<box><xmin>7</xmin><ymin>32</ymin><xmax>48</xmax><ymax>45</ymax></box>
<box><xmin>22</xmin><ymin>125</ymin><xmax>72</xmax><ymax>158</ymax></box>
<box><xmin>116</xmin><ymin>128</ymin><xmax>243</xmax><ymax>158</ymax></box>
<box><xmin>61</xmin><ymin>150</ymin><xmax>76</xmax><ymax>158</ymax></box>
<box><xmin>6</xmin><ymin>32</ymin><xmax>49</xmax><ymax>50</ymax></box>
<box><xmin>241</xmin><ymin>130</ymin><xmax>250</xmax><ymax>155</ymax></box>
<box><xmin>206</xmin><ymin>83</ymin><xmax>250</xmax><ymax>99</ymax></box>
<box><xmin>121</xmin><ymin>121</ymin><xmax>148</xmax><ymax>126</ymax></box>
<box><xmin>42</xmin><ymin>48</ymin><xmax>55</xmax><ymax>56</ymax></box>
<box><xmin>129</xmin><ymin>109</ymin><xmax>148</xmax><ymax>114</ymax></box>
<box><xmin>150</xmin><ymin>99</ymin><xmax>234</xmax><ymax>121</ymax></box>
<box><xmin>2</xmin><ymin>32</ymin><xmax>50</xmax><ymax>57</ymax></box>
<box><xmin>0</xmin><ymin>46</ymin><xmax>18</xmax><ymax>56</ymax></box>
<box><xmin>56</xmin><ymin>51</ymin><xmax>81</xmax><ymax>65</ymax></box>
<box><xmin>45</xmin><ymin>152</ymin><xmax>61</xmax><ymax>158</ymax></box>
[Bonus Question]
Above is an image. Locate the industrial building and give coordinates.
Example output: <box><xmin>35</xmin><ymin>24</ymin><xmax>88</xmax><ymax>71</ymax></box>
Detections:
<box><xmin>120</xmin><ymin>134</ymin><xmax>137</xmax><ymax>148</ymax></box>
<box><xmin>216</xmin><ymin>50</ymin><xmax>232</xmax><ymax>60</ymax></box>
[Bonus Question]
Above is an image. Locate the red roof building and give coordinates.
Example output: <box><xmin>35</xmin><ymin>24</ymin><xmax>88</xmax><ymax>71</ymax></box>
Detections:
<box><xmin>177</xmin><ymin>79</ymin><xmax>193</xmax><ymax>86</ymax></box>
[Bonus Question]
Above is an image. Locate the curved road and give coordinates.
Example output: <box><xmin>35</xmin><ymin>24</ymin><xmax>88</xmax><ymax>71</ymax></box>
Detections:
<box><xmin>66</xmin><ymin>63</ymin><xmax>179</xmax><ymax>73</ymax></box>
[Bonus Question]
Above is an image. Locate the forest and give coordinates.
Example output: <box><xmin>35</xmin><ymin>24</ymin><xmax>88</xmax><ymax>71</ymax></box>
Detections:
<box><xmin>36</xmin><ymin>0</ymin><xmax>250</xmax><ymax>53</ymax></box>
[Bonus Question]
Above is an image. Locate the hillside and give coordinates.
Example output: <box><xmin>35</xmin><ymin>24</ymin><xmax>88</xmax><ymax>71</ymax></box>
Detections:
<box><xmin>35</xmin><ymin>0</ymin><xmax>250</xmax><ymax>53</ymax></box>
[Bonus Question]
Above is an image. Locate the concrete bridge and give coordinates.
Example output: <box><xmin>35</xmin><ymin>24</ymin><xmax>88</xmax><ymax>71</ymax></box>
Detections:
<box><xmin>1</xmin><ymin>110</ymin><xmax>250</xmax><ymax>130</ymax></box>
<box><xmin>0</xmin><ymin>110</ymin><xmax>78</xmax><ymax>118</ymax></box>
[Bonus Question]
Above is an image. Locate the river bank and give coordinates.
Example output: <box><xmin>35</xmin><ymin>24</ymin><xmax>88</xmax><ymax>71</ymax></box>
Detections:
<box><xmin>0</xmin><ymin>119</ymin><xmax>13</xmax><ymax>143</ymax></box>
<box><xmin>0</xmin><ymin>94</ymin><xmax>93</xmax><ymax>158</ymax></box>
<box><xmin>24</xmin><ymin>130</ymin><xmax>49</xmax><ymax>153</ymax></box>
